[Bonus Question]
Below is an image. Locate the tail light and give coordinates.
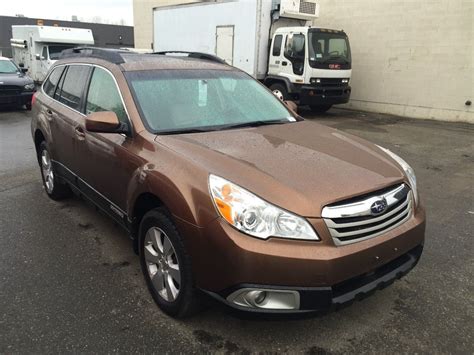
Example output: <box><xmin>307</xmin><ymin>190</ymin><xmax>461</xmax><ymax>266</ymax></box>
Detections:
<box><xmin>31</xmin><ymin>92</ymin><xmax>37</xmax><ymax>107</ymax></box>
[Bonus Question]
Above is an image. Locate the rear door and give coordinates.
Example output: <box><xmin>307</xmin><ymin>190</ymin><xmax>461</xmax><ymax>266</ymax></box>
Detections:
<box><xmin>215</xmin><ymin>26</ymin><xmax>234</xmax><ymax>65</ymax></box>
<box><xmin>45</xmin><ymin>64</ymin><xmax>92</xmax><ymax>179</ymax></box>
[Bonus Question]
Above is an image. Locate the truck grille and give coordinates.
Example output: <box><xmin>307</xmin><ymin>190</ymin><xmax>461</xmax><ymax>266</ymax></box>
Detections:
<box><xmin>322</xmin><ymin>184</ymin><xmax>413</xmax><ymax>245</ymax></box>
<box><xmin>299</xmin><ymin>1</ymin><xmax>317</xmax><ymax>15</ymax></box>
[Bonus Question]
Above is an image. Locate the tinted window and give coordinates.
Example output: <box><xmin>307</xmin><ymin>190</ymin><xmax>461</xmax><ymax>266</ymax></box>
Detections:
<box><xmin>43</xmin><ymin>66</ymin><xmax>64</xmax><ymax>98</ymax></box>
<box><xmin>86</xmin><ymin>67</ymin><xmax>127</xmax><ymax>123</ymax></box>
<box><xmin>41</xmin><ymin>46</ymin><xmax>48</xmax><ymax>60</ymax></box>
<box><xmin>58</xmin><ymin>65</ymin><xmax>90</xmax><ymax>111</ymax></box>
<box><xmin>272</xmin><ymin>35</ymin><xmax>283</xmax><ymax>56</ymax></box>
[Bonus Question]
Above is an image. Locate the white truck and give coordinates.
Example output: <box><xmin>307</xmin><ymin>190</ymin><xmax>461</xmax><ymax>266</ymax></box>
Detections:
<box><xmin>153</xmin><ymin>0</ymin><xmax>352</xmax><ymax>112</ymax></box>
<box><xmin>10</xmin><ymin>25</ymin><xmax>94</xmax><ymax>82</ymax></box>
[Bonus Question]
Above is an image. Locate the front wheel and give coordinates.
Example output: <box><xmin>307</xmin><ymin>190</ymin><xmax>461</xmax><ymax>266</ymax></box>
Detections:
<box><xmin>309</xmin><ymin>104</ymin><xmax>332</xmax><ymax>113</ymax></box>
<box><xmin>139</xmin><ymin>208</ymin><xmax>200</xmax><ymax>318</ymax></box>
<box><xmin>269</xmin><ymin>83</ymin><xmax>289</xmax><ymax>101</ymax></box>
<box><xmin>38</xmin><ymin>141</ymin><xmax>71</xmax><ymax>200</ymax></box>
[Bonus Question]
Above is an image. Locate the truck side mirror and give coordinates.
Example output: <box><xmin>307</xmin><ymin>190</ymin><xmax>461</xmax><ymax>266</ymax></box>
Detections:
<box><xmin>35</xmin><ymin>54</ymin><xmax>41</xmax><ymax>60</ymax></box>
<box><xmin>21</xmin><ymin>68</ymin><xmax>28</xmax><ymax>73</ymax></box>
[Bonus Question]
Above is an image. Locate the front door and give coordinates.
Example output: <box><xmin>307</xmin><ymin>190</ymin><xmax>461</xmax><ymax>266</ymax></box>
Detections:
<box><xmin>215</xmin><ymin>26</ymin><xmax>234</xmax><ymax>65</ymax></box>
<box><xmin>75</xmin><ymin>66</ymin><xmax>137</xmax><ymax>217</ymax></box>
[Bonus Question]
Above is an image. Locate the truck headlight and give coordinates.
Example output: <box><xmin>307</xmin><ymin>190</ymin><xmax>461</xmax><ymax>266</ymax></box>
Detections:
<box><xmin>377</xmin><ymin>146</ymin><xmax>419</xmax><ymax>205</ymax></box>
<box><xmin>24</xmin><ymin>83</ymin><xmax>35</xmax><ymax>91</ymax></box>
<box><xmin>209</xmin><ymin>175</ymin><xmax>319</xmax><ymax>241</ymax></box>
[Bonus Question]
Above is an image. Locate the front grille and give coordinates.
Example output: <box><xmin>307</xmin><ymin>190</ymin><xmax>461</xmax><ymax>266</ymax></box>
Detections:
<box><xmin>0</xmin><ymin>85</ymin><xmax>21</xmax><ymax>96</ymax></box>
<box><xmin>322</xmin><ymin>184</ymin><xmax>413</xmax><ymax>245</ymax></box>
<box><xmin>300</xmin><ymin>1</ymin><xmax>317</xmax><ymax>15</ymax></box>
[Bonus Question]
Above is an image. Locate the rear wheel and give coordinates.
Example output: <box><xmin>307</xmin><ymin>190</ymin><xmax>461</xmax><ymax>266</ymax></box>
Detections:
<box><xmin>38</xmin><ymin>141</ymin><xmax>71</xmax><ymax>200</ymax></box>
<box><xmin>139</xmin><ymin>208</ymin><xmax>200</xmax><ymax>318</ymax></box>
<box><xmin>310</xmin><ymin>104</ymin><xmax>332</xmax><ymax>113</ymax></box>
<box><xmin>269</xmin><ymin>83</ymin><xmax>289</xmax><ymax>101</ymax></box>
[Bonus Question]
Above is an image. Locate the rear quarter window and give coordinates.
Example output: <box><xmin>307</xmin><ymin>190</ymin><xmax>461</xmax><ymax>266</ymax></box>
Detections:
<box><xmin>43</xmin><ymin>67</ymin><xmax>64</xmax><ymax>98</ymax></box>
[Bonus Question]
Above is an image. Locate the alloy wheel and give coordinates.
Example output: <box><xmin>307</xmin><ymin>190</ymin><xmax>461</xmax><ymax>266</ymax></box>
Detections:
<box><xmin>41</xmin><ymin>149</ymin><xmax>54</xmax><ymax>194</ymax></box>
<box><xmin>144</xmin><ymin>227</ymin><xmax>181</xmax><ymax>302</ymax></box>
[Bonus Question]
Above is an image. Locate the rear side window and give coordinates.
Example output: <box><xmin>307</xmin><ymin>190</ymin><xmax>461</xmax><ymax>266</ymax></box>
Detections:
<box><xmin>58</xmin><ymin>65</ymin><xmax>91</xmax><ymax>111</ymax></box>
<box><xmin>272</xmin><ymin>35</ymin><xmax>283</xmax><ymax>56</ymax></box>
<box><xmin>43</xmin><ymin>67</ymin><xmax>64</xmax><ymax>98</ymax></box>
<box><xmin>86</xmin><ymin>67</ymin><xmax>127</xmax><ymax>123</ymax></box>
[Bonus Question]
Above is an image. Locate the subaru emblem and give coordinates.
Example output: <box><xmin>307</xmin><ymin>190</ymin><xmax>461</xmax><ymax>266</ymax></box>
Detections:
<box><xmin>370</xmin><ymin>198</ymin><xmax>388</xmax><ymax>216</ymax></box>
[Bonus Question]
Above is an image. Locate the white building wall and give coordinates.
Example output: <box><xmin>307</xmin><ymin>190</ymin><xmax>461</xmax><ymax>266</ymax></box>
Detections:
<box><xmin>135</xmin><ymin>0</ymin><xmax>474</xmax><ymax>123</ymax></box>
<box><xmin>313</xmin><ymin>0</ymin><xmax>473</xmax><ymax>123</ymax></box>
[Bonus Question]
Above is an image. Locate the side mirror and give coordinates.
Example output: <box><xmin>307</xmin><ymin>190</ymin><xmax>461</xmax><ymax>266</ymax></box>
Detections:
<box><xmin>35</xmin><ymin>54</ymin><xmax>41</xmax><ymax>60</ymax></box>
<box><xmin>21</xmin><ymin>68</ymin><xmax>28</xmax><ymax>73</ymax></box>
<box><xmin>85</xmin><ymin>111</ymin><xmax>128</xmax><ymax>134</ymax></box>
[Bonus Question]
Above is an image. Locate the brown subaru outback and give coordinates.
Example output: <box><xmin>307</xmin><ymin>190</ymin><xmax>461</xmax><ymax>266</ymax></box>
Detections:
<box><xmin>31</xmin><ymin>48</ymin><xmax>425</xmax><ymax>317</ymax></box>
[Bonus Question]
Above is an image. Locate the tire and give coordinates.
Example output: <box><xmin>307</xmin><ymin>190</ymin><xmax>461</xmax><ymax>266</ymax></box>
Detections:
<box><xmin>139</xmin><ymin>208</ymin><xmax>200</xmax><ymax>318</ymax></box>
<box><xmin>309</xmin><ymin>104</ymin><xmax>332</xmax><ymax>113</ymax></box>
<box><xmin>38</xmin><ymin>141</ymin><xmax>71</xmax><ymax>200</ymax></box>
<box><xmin>269</xmin><ymin>83</ymin><xmax>289</xmax><ymax>101</ymax></box>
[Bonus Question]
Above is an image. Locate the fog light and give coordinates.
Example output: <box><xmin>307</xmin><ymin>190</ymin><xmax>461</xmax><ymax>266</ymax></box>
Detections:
<box><xmin>227</xmin><ymin>288</ymin><xmax>300</xmax><ymax>310</ymax></box>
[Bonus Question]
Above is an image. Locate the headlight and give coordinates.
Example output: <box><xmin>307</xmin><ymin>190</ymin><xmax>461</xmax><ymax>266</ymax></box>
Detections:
<box><xmin>377</xmin><ymin>146</ymin><xmax>419</xmax><ymax>205</ymax></box>
<box><xmin>209</xmin><ymin>175</ymin><xmax>319</xmax><ymax>241</ymax></box>
<box><xmin>24</xmin><ymin>83</ymin><xmax>35</xmax><ymax>91</ymax></box>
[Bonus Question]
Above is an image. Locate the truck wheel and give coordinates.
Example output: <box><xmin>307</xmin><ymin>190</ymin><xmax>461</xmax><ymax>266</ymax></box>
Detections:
<box><xmin>38</xmin><ymin>141</ymin><xmax>71</xmax><ymax>200</ymax></box>
<box><xmin>139</xmin><ymin>208</ymin><xmax>200</xmax><ymax>318</ymax></box>
<box><xmin>310</xmin><ymin>104</ymin><xmax>332</xmax><ymax>113</ymax></box>
<box><xmin>270</xmin><ymin>83</ymin><xmax>288</xmax><ymax>101</ymax></box>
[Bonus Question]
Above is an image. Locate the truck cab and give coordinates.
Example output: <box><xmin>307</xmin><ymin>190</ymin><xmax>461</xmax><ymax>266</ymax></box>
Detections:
<box><xmin>266</xmin><ymin>27</ymin><xmax>352</xmax><ymax>112</ymax></box>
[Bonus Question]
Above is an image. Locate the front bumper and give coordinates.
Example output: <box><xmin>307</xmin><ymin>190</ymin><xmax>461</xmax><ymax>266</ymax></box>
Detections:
<box><xmin>0</xmin><ymin>91</ymin><xmax>34</xmax><ymax>106</ymax></box>
<box><xmin>297</xmin><ymin>84</ymin><xmax>351</xmax><ymax>106</ymax></box>
<box><xmin>176</xmin><ymin>205</ymin><xmax>425</xmax><ymax>313</ymax></box>
<box><xmin>206</xmin><ymin>244</ymin><xmax>423</xmax><ymax>313</ymax></box>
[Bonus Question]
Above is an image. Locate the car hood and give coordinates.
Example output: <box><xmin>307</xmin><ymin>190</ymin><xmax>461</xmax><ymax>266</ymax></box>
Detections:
<box><xmin>0</xmin><ymin>72</ymin><xmax>33</xmax><ymax>86</ymax></box>
<box><xmin>155</xmin><ymin>121</ymin><xmax>406</xmax><ymax>217</ymax></box>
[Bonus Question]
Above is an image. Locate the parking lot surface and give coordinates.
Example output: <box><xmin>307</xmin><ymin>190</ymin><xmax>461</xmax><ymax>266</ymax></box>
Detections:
<box><xmin>1</xmin><ymin>107</ymin><xmax>473</xmax><ymax>353</ymax></box>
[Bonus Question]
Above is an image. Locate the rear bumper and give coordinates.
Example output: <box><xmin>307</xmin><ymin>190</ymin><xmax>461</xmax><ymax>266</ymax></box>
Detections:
<box><xmin>0</xmin><ymin>91</ymin><xmax>33</xmax><ymax>106</ymax></box>
<box><xmin>297</xmin><ymin>85</ymin><xmax>351</xmax><ymax>106</ymax></box>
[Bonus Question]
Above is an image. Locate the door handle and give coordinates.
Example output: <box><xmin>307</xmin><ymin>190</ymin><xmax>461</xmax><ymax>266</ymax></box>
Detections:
<box><xmin>46</xmin><ymin>109</ymin><xmax>53</xmax><ymax>115</ymax></box>
<box><xmin>75</xmin><ymin>126</ymin><xmax>86</xmax><ymax>140</ymax></box>
<box><xmin>282</xmin><ymin>61</ymin><xmax>288</xmax><ymax>66</ymax></box>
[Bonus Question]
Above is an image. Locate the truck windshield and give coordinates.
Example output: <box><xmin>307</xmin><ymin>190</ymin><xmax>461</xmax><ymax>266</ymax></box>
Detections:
<box><xmin>0</xmin><ymin>60</ymin><xmax>19</xmax><ymax>74</ymax></box>
<box><xmin>308</xmin><ymin>31</ymin><xmax>351</xmax><ymax>67</ymax></box>
<box><xmin>48</xmin><ymin>45</ymin><xmax>75</xmax><ymax>60</ymax></box>
<box><xmin>126</xmin><ymin>69</ymin><xmax>294</xmax><ymax>134</ymax></box>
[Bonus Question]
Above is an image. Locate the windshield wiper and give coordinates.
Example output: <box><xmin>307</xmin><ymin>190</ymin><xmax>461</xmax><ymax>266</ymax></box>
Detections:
<box><xmin>215</xmin><ymin>119</ymin><xmax>291</xmax><ymax>131</ymax></box>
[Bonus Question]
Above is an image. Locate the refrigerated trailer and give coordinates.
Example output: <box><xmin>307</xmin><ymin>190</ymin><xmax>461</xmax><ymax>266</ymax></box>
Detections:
<box><xmin>153</xmin><ymin>0</ymin><xmax>352</xmax><ymax>112</ymax></box>
<box><xmin>11</xmin><ymin>25</ymin><xmax>94</xmax><ymax>82</ymax></box>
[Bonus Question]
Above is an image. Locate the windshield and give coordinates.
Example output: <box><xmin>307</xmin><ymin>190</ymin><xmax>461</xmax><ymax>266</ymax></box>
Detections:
<box><xmin>126</xmin><ymin>70</ymin><xmax>294</xmax><ymax>134</ymax></box>
<box><xmin>48</xmin><ymin>45</ymin><xmax>75</xmax><ymax>60</ymax></box>
<box><xmin>0</xmin><ymin>60</ymin><xmax>19</xmax><ymax>74</ymax></box>
<box><xmin>308</xmin><ymin>31</ymin><xmax>351</xmax><ymax>67</ymax></box>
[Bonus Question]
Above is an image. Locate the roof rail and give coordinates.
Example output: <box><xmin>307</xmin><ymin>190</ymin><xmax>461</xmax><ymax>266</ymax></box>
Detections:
<box><xmin>59</xmin><ymin>47</ymin><xmax>130</xmax><ymax>64</ymax></box>
<box><xmin>152</xmin><ymin>51</ymin><xmax>227</xmax><ymax>65</ymax></box>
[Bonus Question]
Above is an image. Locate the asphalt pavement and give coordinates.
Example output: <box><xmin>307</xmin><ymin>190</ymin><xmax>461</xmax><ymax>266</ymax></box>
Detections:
<box><xmin>1</xmin><ymin>107</ymin><xmax>473</xmax><ymax>353</ymax></box>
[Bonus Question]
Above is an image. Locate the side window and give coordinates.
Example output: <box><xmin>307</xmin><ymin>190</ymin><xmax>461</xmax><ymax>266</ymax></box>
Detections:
<box><xmin>284</xmin><ymin>33</ymin><xmax>305</xmax><ymax>76</ymax></box>
<box><xmin>272</xmin><ymin>35</ymin><xmax>283</xmax><ymax>56</ymax></box>
<box><xmin>43</xmin><ymin>66</ymin><xmax>64</xmax><ymax>97</ymax></box>
<box><xmin>86</xmin><ymin>67</ymin><xmax>127</xmax><ymax>124</ymax></box>
<box><xmin>58</xmin><ymin>65</ymin><xmax>91</xmax><ymax>111</ymax></box>
<box><xmin>41</xmin><ymin>46</ymin><xmax>48</xmax><ymax>60</ymax></box>
<box><xmin>54</xmin><ymin>67</ymin><xmax>67</xmax><ymax>101</ymax></box>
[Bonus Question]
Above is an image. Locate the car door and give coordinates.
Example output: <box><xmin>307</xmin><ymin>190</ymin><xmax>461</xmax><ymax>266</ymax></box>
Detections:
<box><xmin>75</xmin><ymin>66</ymin><xmax>139</xmax><ymax>219</ymax></box>
<box><xmin>50</xmin><ymin>64</ymin><xmax>92</xmax><ymax>179</ymax></box>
